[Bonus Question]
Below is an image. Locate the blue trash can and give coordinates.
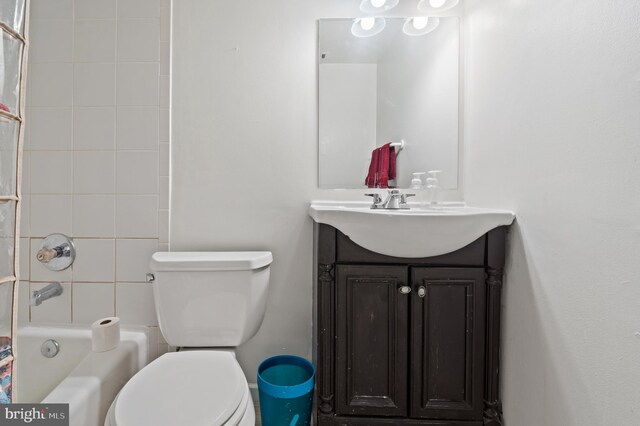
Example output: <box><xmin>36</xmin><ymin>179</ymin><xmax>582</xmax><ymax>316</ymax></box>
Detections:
<box><xmin>257</xmin><ymin>355</ymin><xmax>315</xmax><ymax>426</ymax></box>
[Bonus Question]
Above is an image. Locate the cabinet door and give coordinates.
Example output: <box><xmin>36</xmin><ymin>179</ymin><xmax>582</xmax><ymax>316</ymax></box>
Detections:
<box><xmin>335</xmin><ymin>265</ymin><xmax>409</xmax><ymax>417</ymax></box>
<box><xmin>410</xmin><ymin>268</ymin><xmax>486</xmax><ymax>420</ymax></box>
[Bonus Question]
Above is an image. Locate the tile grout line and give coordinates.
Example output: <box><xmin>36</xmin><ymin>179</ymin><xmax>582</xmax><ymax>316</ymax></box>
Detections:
<box><xmin>114</xmin><ymin>0</ymin><xmax>119</xmax><ymax>315</ymax></box>
<box><xmin>69</xmin><ymin>0</ymin><xmax>76</xmax><ymax>324</ymax></box>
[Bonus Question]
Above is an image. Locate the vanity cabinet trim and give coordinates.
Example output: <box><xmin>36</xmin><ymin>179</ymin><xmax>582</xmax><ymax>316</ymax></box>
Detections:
<box><xmin>483</xmin><ymin>227</ymin><xmax>507</xmax><ymax>426</ymax></box>
<box><xmin>316</xmin><ymin>223</ymin><xmax>337</xmax><ymax>414</ymax></box>
<box><xmin>336</xmin><ymin>231</ymin><xmax>486</xmax><ymax>266</ymax></box>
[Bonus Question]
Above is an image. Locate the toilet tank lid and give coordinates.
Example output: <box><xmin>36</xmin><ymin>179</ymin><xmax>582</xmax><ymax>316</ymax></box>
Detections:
<box><xmin>150</xmin><ymin>251</ymin><xmax>273</xmax><ymax>272</ymax></box>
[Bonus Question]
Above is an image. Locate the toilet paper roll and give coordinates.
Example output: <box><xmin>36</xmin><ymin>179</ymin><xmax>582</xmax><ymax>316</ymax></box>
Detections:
<box><xmin>91</xmin><ymin>317</ymin><xmax>121</xmax><ymax>352</ymax></box>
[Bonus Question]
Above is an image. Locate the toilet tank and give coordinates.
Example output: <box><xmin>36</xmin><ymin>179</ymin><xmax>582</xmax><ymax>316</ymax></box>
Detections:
<box><xmin>149</xmin><ymin>252</ymin><xmax>272</xmax><ymax>348</ymax></box>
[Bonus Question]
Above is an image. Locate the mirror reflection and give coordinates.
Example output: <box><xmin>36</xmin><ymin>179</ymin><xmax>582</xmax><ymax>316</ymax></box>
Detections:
<box><xmin>318</xmin><ymin>17</ymin><xmax>459</xmax><ymax>189</ymax></box>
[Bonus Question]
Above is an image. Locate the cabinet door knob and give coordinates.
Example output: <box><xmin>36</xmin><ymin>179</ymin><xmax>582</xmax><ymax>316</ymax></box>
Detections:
<box><xmin>398</xmin><ymin>286</ymin><xmax>412</xmax><ymax>294</ymax></box>
<box><xmin>418</xmin><ymin>286</ymin><xmax>426</xmax><ymax>298</ymax></box>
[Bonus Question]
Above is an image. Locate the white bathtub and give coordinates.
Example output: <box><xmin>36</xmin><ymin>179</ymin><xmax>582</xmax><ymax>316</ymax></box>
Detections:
<box><xmin>14</xmin><ymin>325</ymin><xmax>150</xmax><ymax>426</ymax></box>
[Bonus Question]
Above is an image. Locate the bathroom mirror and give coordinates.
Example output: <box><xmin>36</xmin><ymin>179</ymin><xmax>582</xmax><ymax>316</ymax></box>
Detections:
<box><xmin>318</xmin><ymin>17</ymin><xmax>459</xmax><ymax>189</ymax></box>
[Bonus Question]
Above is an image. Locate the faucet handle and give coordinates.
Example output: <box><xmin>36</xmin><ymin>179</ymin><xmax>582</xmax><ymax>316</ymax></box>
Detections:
<box><xmin>36</xmin><ymin>247</ymin><xmax>60</xmax><ymax>263</ymax></box>
<box><xmin>365</xmin><ymin>193</ymin><xmax>383</xmax><ymax>209</ymax></box>
<box><xmin>401</xmin><ymin>193</ymin><xmax>416</xmax><ymax>205</ymax></box>
<box><xmin>37</xmin><ymin>234</ymin><xmax>76</xmax><ymax>271</ymax></box>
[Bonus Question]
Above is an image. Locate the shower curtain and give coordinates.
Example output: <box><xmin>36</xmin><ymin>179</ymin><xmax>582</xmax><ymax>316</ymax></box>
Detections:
<box><xmin>0</xmin><ymin>0</ymin><xmax>29</xmax><ymax>404</ymax></box>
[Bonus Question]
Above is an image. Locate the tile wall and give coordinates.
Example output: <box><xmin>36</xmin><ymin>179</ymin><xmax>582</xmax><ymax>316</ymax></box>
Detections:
<box><xmin>18</xmin><ymin>0</ymin><xmax>171</xmax><ymax>358</ymax></box>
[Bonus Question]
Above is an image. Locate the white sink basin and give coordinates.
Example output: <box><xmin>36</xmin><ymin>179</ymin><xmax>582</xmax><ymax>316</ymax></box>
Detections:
<box><xmin>309</xmin><ymin>201</ymin><xmax>515</xmax><ymax>258</ymax></box>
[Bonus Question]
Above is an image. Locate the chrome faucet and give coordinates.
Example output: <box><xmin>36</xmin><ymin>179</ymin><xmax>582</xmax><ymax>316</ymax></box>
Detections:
<box><xmin>36</xmin><ymin>234</ymin><xmax>76</xmax><ymax>271</ymax></box>
<box><xmin>364</xmin><ymin>193</ymin><xmax>383</xmax><ymax>208</ymax></box>
<box><xmin>31</xmin><ymin>282</ymin><xmax>63</xmax><ymax>307</ymax></box>
<box><xmin>366</xmin><ymin>190</ymin><xmax>415</xmax><ymax>210</ymax></box>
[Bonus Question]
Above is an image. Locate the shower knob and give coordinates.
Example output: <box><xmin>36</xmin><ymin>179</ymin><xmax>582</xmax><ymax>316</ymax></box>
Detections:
<box><xmin>36</xmin><ymin>234</ymin><xmax>76</xmax><ymax>271</ymax></box>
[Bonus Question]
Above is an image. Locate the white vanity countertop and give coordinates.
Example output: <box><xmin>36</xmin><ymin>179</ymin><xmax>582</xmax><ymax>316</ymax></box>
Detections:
<box><xmin>309</xmin><ymin>201</ymin><xmax>515</xmax><ymax>258</ymax></box>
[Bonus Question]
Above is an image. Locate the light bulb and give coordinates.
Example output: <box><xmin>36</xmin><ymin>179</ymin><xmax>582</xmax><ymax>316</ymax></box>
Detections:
<box><xmin>361</xmin><ymin>17</ymin><xmax>375</xmax><ymax>31</ymax></box>
<box><xmin>352</xmin><ymin>17</ymin><xmax>386</xmax><ymax>37</ymax></box>
<box><xmin>412</xmin><ymin>16</ymin><xmax>429</xmax><ymax>30</ymax></box>
<box><xmin>360</xmin><ymin>0</ymin><xmax>398</xmax><ymax>13</ymax></box>
<box><xmin>418</xmin><ymin>0</ymin><xmax>458</xmax><ymax>12</ymax></box>
<box><xmin>429</xmin><ymin>0</ymin><xmax>447</xmax><ymax>8</ymax></box>
<box><xmin>403</xmin><ymin>16</ymin><xmax>439</xmax><ymax>36</ymax></box>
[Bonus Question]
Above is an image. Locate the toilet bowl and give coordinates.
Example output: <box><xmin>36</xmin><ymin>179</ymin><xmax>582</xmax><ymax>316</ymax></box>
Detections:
<box><xmin>105</xmin><ymin>352</ymin><xmax>254</xmax><ymax>426</ymax></box>
<box><xmin>104</xmin><ymin>251</ymin><xmax>272</xmax><ymax>426</ymax></box>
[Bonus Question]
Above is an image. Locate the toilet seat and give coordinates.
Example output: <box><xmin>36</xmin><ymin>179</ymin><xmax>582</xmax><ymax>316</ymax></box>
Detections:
<box><xmin>112</xmin><ymin>351</ymin><xmax>250</xmax><ymax>426</ymax></box>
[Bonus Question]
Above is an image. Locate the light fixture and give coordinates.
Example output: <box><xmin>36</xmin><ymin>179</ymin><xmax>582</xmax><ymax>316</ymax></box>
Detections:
<box><xmin>359</xmin><ymin>0</ymin><xmax>399</xmax><ymax>14</ymax></box>
<box><xmin>403</xmin><ymin>16</ymin><xmax>440</xmax><ymax>36</ymax></box>
<box><xmin>417</xmin><ymin>0</ymin><xmax>460</xmax><ymax>12</ymax></box>
<box><xmin>351</xmin><ymin>17</ymin><xmax>386</xmax><ymax>38</ymax></box>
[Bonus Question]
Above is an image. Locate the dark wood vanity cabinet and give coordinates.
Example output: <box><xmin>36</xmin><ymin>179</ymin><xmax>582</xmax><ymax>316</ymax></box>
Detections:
<box><xmin>315</xmin><ymin>224</ymin><xmax>507</xmax><ymax>426</ymax></box>
<box><xmin>335</xmin><ymin>265</ymin><xmax>409</xmax><ymax>418</ymax></box>
<box><xmin>409</xmin><ymin>267</ymin><xmax>486</xmax><ymax>421</ymax></box>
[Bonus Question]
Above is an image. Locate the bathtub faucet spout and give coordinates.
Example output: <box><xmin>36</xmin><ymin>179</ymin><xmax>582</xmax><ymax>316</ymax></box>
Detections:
<box><xmin>31</xmin><ymin>282</ymin><xmax>63</xmax><ymax>307</ymax></box>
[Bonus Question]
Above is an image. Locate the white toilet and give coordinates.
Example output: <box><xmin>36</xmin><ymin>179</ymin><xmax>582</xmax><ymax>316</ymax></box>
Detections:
<box><xmin>105</xmin><ymin>251</ymin><xmax>273</xmax><ymax>426</ymax></box>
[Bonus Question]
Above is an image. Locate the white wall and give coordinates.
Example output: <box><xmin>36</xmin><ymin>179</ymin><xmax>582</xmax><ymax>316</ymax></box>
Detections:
<box><xmin>172</xmin><ymin>0</ymin><xmax>401</xmax><ymax>382</ymax></box>
<box><xmin>20</xmin><ymin>0</ymin><xmax>171</xmax><ymax>359</ymax></box>
<box><xmin>464</xmin><ymin>0</ymin><xmax>640</xmax><ymax>424</ymax></box>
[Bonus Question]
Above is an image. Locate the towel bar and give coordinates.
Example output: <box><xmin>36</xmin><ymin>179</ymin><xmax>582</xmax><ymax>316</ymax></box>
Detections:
<box><xmin>390</xmin><ymin>139</ymin><xmax>405</xmax><ymax>154</ymax></box>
